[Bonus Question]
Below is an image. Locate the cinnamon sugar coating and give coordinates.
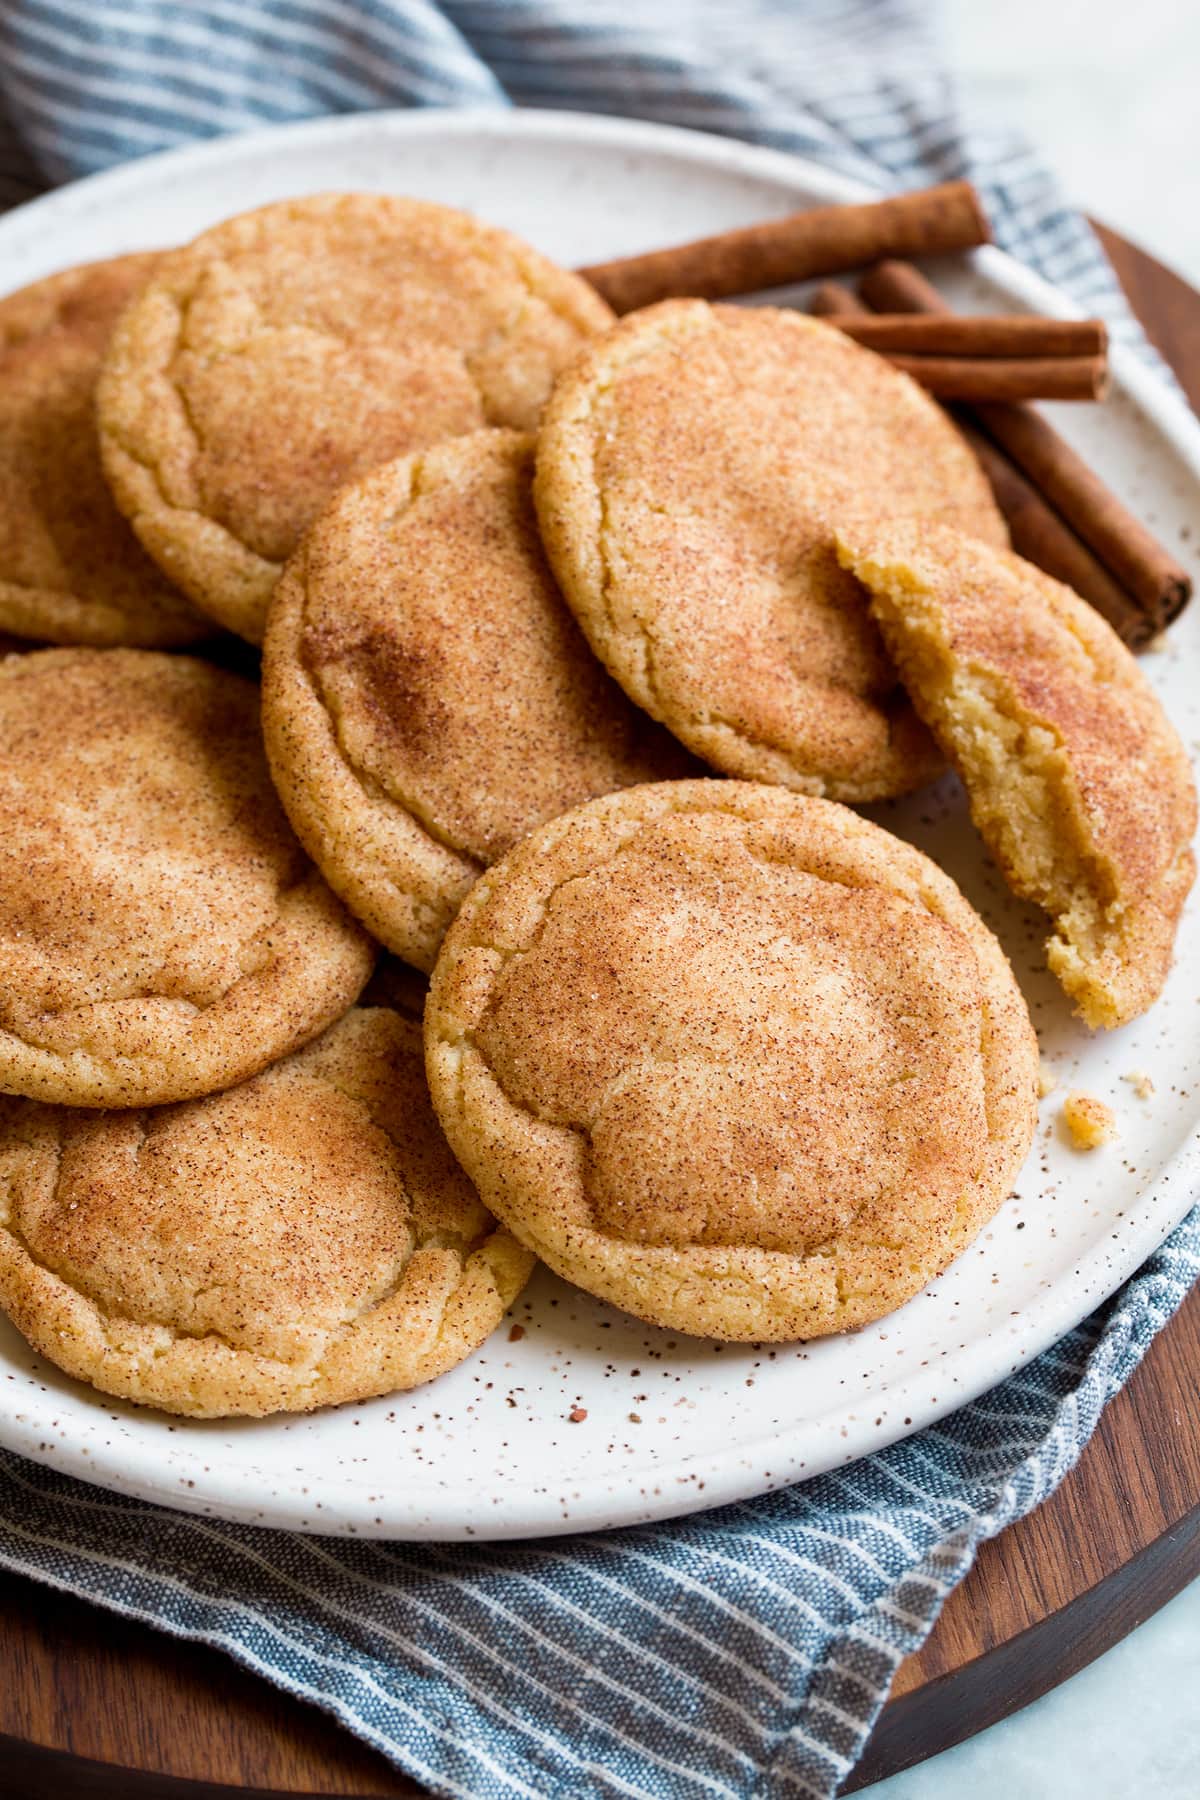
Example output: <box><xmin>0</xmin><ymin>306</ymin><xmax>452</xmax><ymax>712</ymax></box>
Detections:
<box><xmin>263</xmin><ymin>429</ymin><xmax>693</xmax><ymax>972</ymax></box>
<box><xmin>96</xmin><ymin>194</ymin><xmax>615</xmax><ymax>642</ymax></box>
<box><xmin>426</xmin><ymin>780</ymin><xmax>1037</xmax><ymax>1342</ymax></box>
<box><xmin>0</xmin><ymin>255</ymin><xmax>207</xmax><ymax>647</ymax></box>
<box><xmin>0</xmin><ymin>1004</ymin><xmax>532</xmax><ymax>1416</ymax></box>
<box><xmin>0</xmin><ymin>649</ymin><xmax>373</xmax><ymax>1106</ymax></box>
<box><xmin>534</xmin><ymin>301</ymin><xmax>1007</xmax><ymax>800</ymax></box>
<box><xmin>839</xmin><ymin>522</ymin><xmax>1198</xmax><ymax>1028</ymax></box>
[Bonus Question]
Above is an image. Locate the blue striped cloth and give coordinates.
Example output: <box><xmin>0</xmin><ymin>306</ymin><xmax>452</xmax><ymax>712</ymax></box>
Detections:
<box><xmin>0</xmin><ymin>7</ymin><xmax>1197</xmax><ymax>1798</ymax></box>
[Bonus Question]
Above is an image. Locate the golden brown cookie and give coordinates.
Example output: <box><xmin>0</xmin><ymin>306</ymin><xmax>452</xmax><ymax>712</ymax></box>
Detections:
<box><xmin>533</xmin><ymin>301</ymin><xmax>1008</xmax><ymax>801</ymax></box>
<box><xmin>0</xmin><ymin>1003</ymin><xmax>533</xmax><ymax>1416</ymax></box>
<box><xmin>425</xmin><ymin>780</ymin><xmax>1037</xmax><ymax>1342</ymax></box>
<box><xmin>97</xmin><ymin>194</ymin><xmax>615</xmax><ymax>642</ymax></box>
<box><xmin>0</xmin><ymin>255</ymin><xmax>208</xmax><ymax>648</ymax></box>
<box><xmin>838</xmin><ymin>522</ymin><xmax>1197</xmax><ymax>1028</ymax></box>
<box><xmin>263</xmin><ymin>429</ymin><xmax>694</xmax><ymax>971</ymax></box>
<box><xmin>0</xmin><ymin>648</ymin><xmax>373</xmax><ymax>1107</ymax></box>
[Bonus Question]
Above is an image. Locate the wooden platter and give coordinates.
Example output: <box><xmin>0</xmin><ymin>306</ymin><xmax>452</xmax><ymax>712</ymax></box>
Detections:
<box><xmin>0</xmin><ymin>226</ymin><xmax>1196</xmax><ymax>1800</ymax></box>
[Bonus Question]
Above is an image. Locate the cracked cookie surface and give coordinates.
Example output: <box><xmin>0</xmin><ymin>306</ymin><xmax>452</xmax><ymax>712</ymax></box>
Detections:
<box><xmin>0</xmin><ymin>648</ymin><xmax>373</xmax><ymax>1106</ymax></box>
<box><xmin>534</xmin><ymin>301</ymin><xmax>1008</xmax><ymax>801</ymax></box>
<box><xmin>425</xmin><ymin>779</ymin><xmax>1038</xmax><ymax>1342</ymax></box>
<box><xmin>839</xmin><ymin>521</ymin><xmax>1198</xmax><ymax>1028</ymax></box>
<box><xmin>263</xmin><ymin>429</ymin><xmax>694</xmax><ymax>972</ymax></box>
<box><xmin>0</xmin><ymin>255</ymin><xmax>208</xmax><ymax>648</ymax></box>
<box><xmin>0</xmin><ymin>1003</ymin><xmax>533</xmax><ymax>1416</ymax></box>
<box><xmin>96</xmin><ymin>194</ymin><xmax>615</xmax><ymax>642</ymax></box>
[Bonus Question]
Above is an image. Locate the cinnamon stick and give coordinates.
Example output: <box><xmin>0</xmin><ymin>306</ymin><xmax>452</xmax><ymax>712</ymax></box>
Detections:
<box><xmin>858</xmin><ymin>259</ymin><xmax>1191</xmax><ymax>629</ymax></box>
<box><xmin>818</xmin><ymin>313</ymin><xmax>1107</xmax><ymax>358</ymax></box>
<box><xmin>858</xmin><ymin>258</ymin><xmax>960</xmax><ymax>317</ymax></box>
<box><xmin>957</xmin><ymin>424</ymin><xmax>1153</xmax><ymax>646</ymax></box>
<box><xmin>812</xmin><ymin>287</ymin><xmax>1107</xmax><ymax>399</ymax></box>
<box><xmin>809</xmin><ymin>281</ymin><xmax>866</xmax><ymax>320</ymax></box>
<box><xmin>882</xmin><ymin>354</ymin><xmax>1107</xmax><ymax>403</ymax></box>
<box><xmin>974</xmin><ymin>402</ymin><xmax>1189</xmax><ymax>623</ymax></box>
<box><xmin>811</xmin><ymin>281</ymin><xmax>1152</xmax><ymax>645</ymax></box>
<box><xmin>579</xmin><ymin>180</ymin><xmax>991</xmax><ymax>314</ymax></box>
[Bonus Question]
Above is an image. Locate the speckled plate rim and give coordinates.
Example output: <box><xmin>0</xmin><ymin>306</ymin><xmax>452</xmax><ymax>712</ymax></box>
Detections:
<box><xmin>0</xmin><ymin>106</ymin><xmax>1197</xmax><ymax>1539</ymax></box>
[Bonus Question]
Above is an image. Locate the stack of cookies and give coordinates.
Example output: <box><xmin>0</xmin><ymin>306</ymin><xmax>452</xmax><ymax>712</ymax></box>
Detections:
<box><xmin>0</xmin><ymin>193</ymin><xmax>1193</xmax><ymax>1419</ymax></box>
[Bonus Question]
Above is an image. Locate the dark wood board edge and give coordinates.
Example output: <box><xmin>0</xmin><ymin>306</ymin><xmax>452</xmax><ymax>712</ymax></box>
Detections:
<box><xmin>1092</xmin><ymin>222</ymin><xmax>1200</xmax><ymax>413</ymax></box>
<box><xmin>845</xmin><ymin>1499</ymin><xmax>1200</xmax><ymax>1792</ymax></box>
<box><xmin>0</xmin><ymin>1737</ymin><xmax>333</xmax><ymax>1800</ymax></box>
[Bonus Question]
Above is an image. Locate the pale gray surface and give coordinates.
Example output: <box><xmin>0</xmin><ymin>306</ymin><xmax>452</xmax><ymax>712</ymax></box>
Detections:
<box><xmin>861</xmin><ymin>1572</ymin><xmax>1200</xmax><ymax>1797</ymax></box>
<box><xmin>946</xmin><ymin>0</ymin><xmax>1200</xmax><ymax>284</ymax></box>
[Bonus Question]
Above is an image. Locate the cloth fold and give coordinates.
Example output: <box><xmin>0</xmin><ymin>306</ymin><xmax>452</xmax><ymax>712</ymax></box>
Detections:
<box><xmin>0</xmin><ymin>5</ymin><xmax>1196</xmax><ymax>1797</ymax></box>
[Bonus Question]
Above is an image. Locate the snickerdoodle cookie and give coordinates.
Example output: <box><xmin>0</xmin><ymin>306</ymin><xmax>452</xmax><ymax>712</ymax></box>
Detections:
<box><xmin>838</xmin><ymin>523</ymin><xmax>1197</xmax><ymax>1028</ymax></box>
<box><xmin>0</xmin><ymin>1002</ymin><xmax>533</xmax><ymax>1416</ymax></box>
<box><xmin>0</xmin><ymin>649</ymin><xmax>373</xmax><ymax>1107</ymax></box>
<box><xmin>533</xmin><ymin>301</ymin><xmax>1007</xmax><ymax>801</ymax></box>
<box><xmin>425</xmin><ymin>780</ymin><xmax>1037</xmax><ymax>1342</ymax></box>
<box><xmin>263</xmin><ymin>429</ymin><xmax>693</xmax><ymax>971</ymax></box>
<box><xmin>97</xmin><ymin>194</ymin><xmax>615</xmax><ymax>642</ymax></box>
<box><xmin>0</xmin><ymin>255</ymin><xmax>208</xmax><ymax>647</ymax></box>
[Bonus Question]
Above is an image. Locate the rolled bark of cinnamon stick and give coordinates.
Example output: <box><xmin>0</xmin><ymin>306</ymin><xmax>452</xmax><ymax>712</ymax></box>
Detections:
<box><xmin>813</xmin><ymin>287</ymin><xmax>1107</xmax><ymax>398</ymax></box>
<box><xmin>820</xmin><ymin>312</ymin><xmax>1107</xmax><ymax>357</ymax></box>
<box><xmin>858</xmin><ymin>260</ymin><xmax>1192</xmax><ymax>628</ymax></box>
<box><xmin>884</xmin><ymin>353</ymin><xmax>1107</xmax><ymax>402</ymax></box>
<box><xmin>809</xmin><ymin>281</ymin><xmax>865</xmax><ymax>319</ymax></box>
<box><xmin>974</xmin><ymin>402</ymin><xmax>1189</xmax><ymax>623</ymax></box>
<box><xmin>810</xmin><ymin>281</ymin><xmax>1154</xmax><ymax>645</ymax></box>
<box><xmin>957</xmin><ymin>424</ymin><xmax>1154</xmax><ymax>646</ymax></box>
<box><xmin>579</xmin><ymin>180</ymin><xmax>991</xmax><ymax>314</ymax></box>
<box><xmin>858</xmin><ymin>258</ymin><xmax>958</xmax><ymax>317</ymax></box>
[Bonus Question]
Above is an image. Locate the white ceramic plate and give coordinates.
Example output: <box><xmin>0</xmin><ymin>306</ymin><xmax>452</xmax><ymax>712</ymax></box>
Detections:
<box><xmin>1</xmin><ymin>109</ymin><xmax>1198</xmax><ymax>1540</ymax></box>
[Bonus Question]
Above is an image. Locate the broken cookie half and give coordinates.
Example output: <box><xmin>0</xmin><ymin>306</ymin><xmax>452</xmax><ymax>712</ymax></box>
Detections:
<box><xmin>838</xmin><ymin>522</ymin><xmax>1196</xmax><ymax>1028</ymax></box>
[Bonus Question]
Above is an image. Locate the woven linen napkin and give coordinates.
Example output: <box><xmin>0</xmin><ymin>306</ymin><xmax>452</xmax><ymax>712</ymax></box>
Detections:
<box><xmin>0</xmin><ymin>5</ymin><xmax>1197</xmax><ymax>1797</ymax></box>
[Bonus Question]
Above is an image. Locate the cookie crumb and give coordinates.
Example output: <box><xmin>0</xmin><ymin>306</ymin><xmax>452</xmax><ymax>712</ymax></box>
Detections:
<box><xmin>1062</xmin><ymin>1091</ymin><xmax>1118</xmax><ymax>1150</ymax></box>
<box><xmin>628</xmin><ymin>1412</ymin><xmax>642</xmax><ymax>1424</ymax></box>
<box><xmin>568</xmin><ymin>1406</ymin><xmax>588</xmax><ymax>1423</ymax></box>
<box><xmin>507</xmin><ymin>1323</ymin><xmax>525</xmax><ymax>1341</ymax></box>
<box><xmin>1037</xmin><ymin>1062</ymin><xmax>1058</xmax><ymax>1099</ymax></box>
<box><xmin>1122</xmin><ymin>1070</ymin><xmax>1155</xmax><ymax>1101</ymax></box>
